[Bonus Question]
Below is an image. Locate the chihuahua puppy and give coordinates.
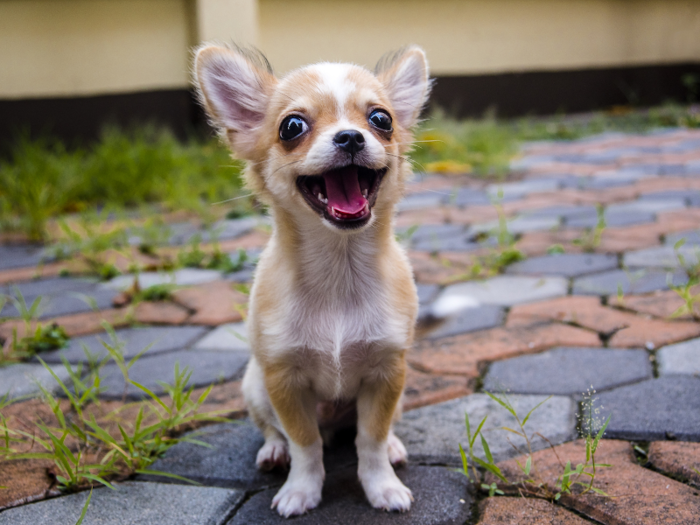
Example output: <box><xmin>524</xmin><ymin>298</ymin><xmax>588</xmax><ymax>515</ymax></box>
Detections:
<box><xmin>195</xmin><ymin>44</ymin><xmax>430</xmax><ymax>517</ymax></box>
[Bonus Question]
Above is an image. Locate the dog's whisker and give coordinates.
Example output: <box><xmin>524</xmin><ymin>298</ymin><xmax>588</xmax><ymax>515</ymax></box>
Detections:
<box><xmin>210</xmin><ymin>193</ymin><xmax>255</xmax><ymax>205</ymax></box>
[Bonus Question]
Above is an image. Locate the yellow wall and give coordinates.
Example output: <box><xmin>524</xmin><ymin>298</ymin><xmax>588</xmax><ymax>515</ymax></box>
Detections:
<box><xmin>0</xmin><ymin>0</ymin><xmax>191</xmax><ymax>99</ymax></box>
<box><xmin>258</xmin><ymin>0</ymin><xmax>700</xmax><ymax>75</ymax></box>
<box><xmin>1</xmin><ymin>0</ymin><xmax>699</xmax><ymax>99</ymax></box>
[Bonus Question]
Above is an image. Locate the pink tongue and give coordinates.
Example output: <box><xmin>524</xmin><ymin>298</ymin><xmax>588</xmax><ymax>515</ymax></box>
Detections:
<box><xmin>322</xmin><ymin>166</ymin><xmax>367</xmax><ymax>215</ymax></box>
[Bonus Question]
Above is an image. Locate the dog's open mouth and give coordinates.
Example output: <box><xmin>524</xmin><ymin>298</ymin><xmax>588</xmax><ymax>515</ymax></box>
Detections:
<box><xmin>297</xmin><ymin>165</ymin><xmax>386</xmax><ymax>228</ymax></box>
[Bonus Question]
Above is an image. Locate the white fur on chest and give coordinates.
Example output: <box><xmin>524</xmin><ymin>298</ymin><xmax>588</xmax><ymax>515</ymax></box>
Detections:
<box><xmin>255</xmin><ymin>223</ymin><xmax>410</xmax><ymax>399</ymax></box>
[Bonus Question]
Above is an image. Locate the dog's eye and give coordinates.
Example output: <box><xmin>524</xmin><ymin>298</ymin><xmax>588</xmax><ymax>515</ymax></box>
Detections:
<box><xmin>369</xmin><ymin>110</ymin><xmax>392</xmax><ymax>131</ymax></box>
<box><xmin>279</xmin><ymin>116</ymin><xmax>308</xmax><ymax>141</ymax></box>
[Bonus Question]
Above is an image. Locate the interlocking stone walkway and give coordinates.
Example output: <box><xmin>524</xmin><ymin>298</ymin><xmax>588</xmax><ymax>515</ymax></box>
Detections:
<box><xmin>2</xmin><ymin>128</ymin><xmax>700</xmax><ymax>523</ymax></box>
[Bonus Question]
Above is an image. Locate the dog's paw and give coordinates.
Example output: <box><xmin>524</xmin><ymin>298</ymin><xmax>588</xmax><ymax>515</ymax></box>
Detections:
<box><xmin>271</xmin><ymin>479</ymin><xmax>322</xmax><ymax>517</ymax></box>
<box><xmin>362</xmin><ymin>470</ymin><xmax>413</xmax><ymax>512</ymax></box>
<box><xmin>387</xmin><ymin>433</ymin><xmax>408</xmax><ymax>467</ymax></box>
<box><xmin>256</xmin><ymin>439</ymin><xmax>290</xmax><ymax>471</ymax></box>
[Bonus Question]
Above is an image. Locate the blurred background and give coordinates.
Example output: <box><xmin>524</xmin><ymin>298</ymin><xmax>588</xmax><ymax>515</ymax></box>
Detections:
<box><xmin>2</xmin><ymin>0</ymin><xmax>700</xmax><ymax>143</ymax></box>
<box><xmin>1</xmin><ymin>0</ymin><xmax>700</xmax><ymax>242</ymax></box>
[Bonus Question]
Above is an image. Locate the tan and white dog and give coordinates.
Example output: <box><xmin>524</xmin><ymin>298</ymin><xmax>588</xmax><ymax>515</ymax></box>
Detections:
<box><xmin>194</xmin><ymin>44</ymin><xmax>430</xmax><ymax>517</ymax></box>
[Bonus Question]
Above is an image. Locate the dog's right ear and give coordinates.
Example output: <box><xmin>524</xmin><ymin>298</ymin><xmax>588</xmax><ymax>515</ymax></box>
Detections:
<box><xmin>195</xmin><ymin>45</ymin><xmax>276</xmax><ymax>157</ymax></box>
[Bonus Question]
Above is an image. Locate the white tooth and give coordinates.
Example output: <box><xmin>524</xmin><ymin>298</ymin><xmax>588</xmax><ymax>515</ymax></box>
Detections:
<box><xmin>317</xmin><ymin>193</ymin><xmax>327</xmax><ymax>204</ymax></box>
<box><xmin>362</xmin><ymin>189</ymin><xmax>368</xmax><ymax>198</ymax></box>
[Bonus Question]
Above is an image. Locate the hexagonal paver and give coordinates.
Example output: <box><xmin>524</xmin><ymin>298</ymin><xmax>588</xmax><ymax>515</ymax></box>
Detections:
<box><xmin>567</xmin><ymin>209</ymin><xmax>654</xmax><ymax>228</ymax></box>
<box><xmin>229</xmin><ymin>465</ymin><xmax>472</xmax><ymax>525</ymax></box>
<box><xmin>101</xmin><ymin>269</ymin><xmax>222</xmax><ymax>291</ymax></box>
<box><xmin>0</xmin><ymin>244</ymin><xmax>50</xmax><ymax>271</ymax></box>
<box><xmin>487</xmin><ymin>178</ymin><xmax>560</xmax><ymax>199</ymax></box>
<box><xmin>623</xmin><ymin>245</ymin><xmax>700</xmax><ymax>269</ymax></box>
<box><xmin>0</xmin><ymin>362</ymin><xmax>71</xmax><ymax>400</ymax></box>
<box><xmin>395</xmin><ymin>394</ymin><xmax>575</xmax><ymax>464</ymax></box>
<box><xmin>506</xmin><ymin>253</ymin><xmax>618</xmax><ymax>277</ymax></box>
<box><xmin>664</xmin><ymin>229</ymin><xmax>700</xmax><ymax>246</ymax></box>
<box><xmin>144</xmin><ymin>421</ymin><xmax>356</xmax><ymax>490</ymax></box>
<box><xmin>96</xmin><ymin>348</ymin><xmax>249</xmax><ymax>399</ymax></box>
<box><xmin>657</xmin><ymin>338</ymin><xmax>700</xmax><ymax>376</ymax></box>
<box><xmin>193</xmin><ymin>322</ymin><xmax>250</xmax><ymax>352</ymax></box>
<box><xmin>483</xmin><ymin>347</ymin><xmax>652</xmax><ymax>396</ymax></box>
<box><xmin>397</xmin><ymin>192</ymin><xmax>446</xmax><ymax>212</ymax></box>
<box><xmin>0</xmin><ymin>482</ymin><xmax>244</xmax><ymax>525</ymax></box>
<box><xmin>435</xmin><ymin>276</ymin><xmax>568</xmax><ymax>307</ymax></box>
<box><xmin>424</xmin><ymin>305</ymin><xmax>505</xmax><ymax>340</ymax></box>
<box><xmin>592</xmin><ymin>376</ymin><xmax>700</xmax><ymax>441</ymax></box>
<box><xmin>0</xmin><ymin>288</ymin><xmax>119</xmax><ymax>319</ymax></box>
<box><xmin>41</xmin><ymin>326</ymin><xmax>210</xmax><ymax>363</ymax></box>
<box><xmin>572</xmin><ymin>268</ymin><xmax>688</xmax><ymax>296</ymax></box>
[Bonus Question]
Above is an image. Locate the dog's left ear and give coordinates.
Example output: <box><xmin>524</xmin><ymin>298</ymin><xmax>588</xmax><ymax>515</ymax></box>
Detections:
<box><xmin>376</xmin><ymin>46</ymin><xmax>431</xmax><ymax>129</ymax></box>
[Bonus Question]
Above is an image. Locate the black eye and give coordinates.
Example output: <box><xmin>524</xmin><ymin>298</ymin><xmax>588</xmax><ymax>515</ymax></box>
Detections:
<box><xmin>369</xmin><ymin>110</ymin><xmax>392</xmax><ymax>131</ymax></box>
<box><xmin>279</xmin><ymin>116</ymin><xmax>308</xmax><ymax>141</ymax></box>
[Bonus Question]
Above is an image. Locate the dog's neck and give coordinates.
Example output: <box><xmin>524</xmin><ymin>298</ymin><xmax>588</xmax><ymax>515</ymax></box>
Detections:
<box><xmin>271</xmin><ymin>207</ymin><xmax>395</xmax><ymax>300</ymax></box>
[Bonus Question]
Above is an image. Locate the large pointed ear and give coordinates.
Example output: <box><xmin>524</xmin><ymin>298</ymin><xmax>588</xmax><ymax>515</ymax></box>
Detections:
<box><xmin>194</xmin><ymin>44</ymin><xmax>276</xmax><ymax>155</ymax></box>
<box><xmin>376</xmin><ymin>46</ymin><xmax>431</xmax><ymax>129</ymax></box>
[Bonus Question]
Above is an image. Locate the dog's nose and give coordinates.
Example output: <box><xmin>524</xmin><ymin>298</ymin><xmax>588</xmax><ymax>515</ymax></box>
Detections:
<box><xmin>333</xmin><ymin>130</ymin><xmax>365</xmax><ymax>154</ymax></box>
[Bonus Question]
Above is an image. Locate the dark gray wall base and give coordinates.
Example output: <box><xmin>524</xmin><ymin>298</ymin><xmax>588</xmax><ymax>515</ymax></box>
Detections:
<box><xmin>0</xmin><ymin>89</ymin><xmax>207</xmax><ymax>148</ymax></box>
<box><xmin>430</xmin><ymin>62</ymin><xmax>700</xmax><ymax>118</ymax></box>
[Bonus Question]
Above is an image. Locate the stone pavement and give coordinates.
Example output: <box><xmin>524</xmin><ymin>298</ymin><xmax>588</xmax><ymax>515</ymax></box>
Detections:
<box><xmin>2</xmin><ymin>128</ymin><xmax>700</xmax><ymax>523</ymax></box>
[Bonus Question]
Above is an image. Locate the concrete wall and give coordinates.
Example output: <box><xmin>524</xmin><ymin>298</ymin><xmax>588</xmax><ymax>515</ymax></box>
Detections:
<box><xmin>258</xmin><ymin>0</ymin><xmax>700</xmax><ymax>75</ymax></box>
<box><xmin>0</xmin><ymin>0</ymin><xmax>194</xmax><ymax>99</ymax></box>
<box><xmin>1</xmin><ymin>0</ymin><xmax>698</xmax><ymax>100</ymax></box>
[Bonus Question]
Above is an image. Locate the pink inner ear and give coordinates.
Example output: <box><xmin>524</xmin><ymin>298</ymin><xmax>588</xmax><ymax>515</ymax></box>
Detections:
<box><xmin>202</xmin><ymin>56</ymin><xmax>267</xmax><ymax>132</ymax></box>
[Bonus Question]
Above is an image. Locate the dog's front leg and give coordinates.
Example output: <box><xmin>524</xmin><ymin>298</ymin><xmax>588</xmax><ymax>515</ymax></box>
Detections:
<box><xmin>265</xmin><ymin>364</ymin><xmax>324</xmax><ymax>517</ymax></box>
<box><xmin>356</xmin><ymin>354</ymin><xmax>413</xmax><ymax>512</ymax></box>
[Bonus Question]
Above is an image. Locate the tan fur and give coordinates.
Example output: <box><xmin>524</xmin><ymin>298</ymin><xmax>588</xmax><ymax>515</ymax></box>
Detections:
<box><xmin>195</xmin><ymin>43</ymin><xmax>430</xmax><ymax>517</ymax></box>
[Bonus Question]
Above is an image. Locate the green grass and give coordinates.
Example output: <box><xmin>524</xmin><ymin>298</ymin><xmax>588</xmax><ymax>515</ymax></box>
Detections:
<box><xmin>0</xmin><ymin>125</ymin><xmax>251</xmax><ymax>241</ymax></box>
<box><xmin>2</xmin><ymin>104</ymin><xmax>698</xmax><ymax>241</ymax></box>
<box><xmin>411</xmin><ymin>103</ymin><xmax>700</xmax><ymax>177</ymax></box>
<box><xmin>0</xmin><ymin>322</ymin><xmax>229</xmax><ymax>494</ymax></box>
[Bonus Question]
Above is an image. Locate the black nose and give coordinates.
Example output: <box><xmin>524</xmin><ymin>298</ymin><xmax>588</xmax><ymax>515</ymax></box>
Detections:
<box><xmin>333</xmin><ymin>130</ymin><xmax>365</xmax><ymax>154</ymax></box>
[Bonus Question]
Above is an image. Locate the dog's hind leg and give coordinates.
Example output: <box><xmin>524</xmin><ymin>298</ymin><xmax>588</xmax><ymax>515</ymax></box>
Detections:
<box><xmin>242</xmin><ymin>357</ymin><xmax>290</xmax><ymax>471</ymax></box>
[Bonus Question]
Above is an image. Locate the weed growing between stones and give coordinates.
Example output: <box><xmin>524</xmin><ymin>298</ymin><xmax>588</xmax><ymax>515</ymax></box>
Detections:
<box><xmin>573</xmin><ymin>205</ymin><xmax>606</xmax><ymax>253</ymax></box>
<box><xmin>458</xmin><ymin>391</ymin><xmax>611</xmax><ymax>502</ymax></box>
<box><xmin>450</xmin><ymin>191</ymin><xmax>525</xmax><ymax>282</ymax></box>
<box><xmin>669</xmin><ymin>238</ymin><xmax>700</xmax><ymax>320</ymax></box>
<box><xmin>176</xmin><ymin>234</ymin><xmax>249</xmax><ymax>273</ymax></box>
<box><xmin>0</xmin><ymin>324</ymin><xmax>229</xmax><ymax>493</ymax></box>
<box><xmin>0</xmin><ymin>290</ymin><xmax>70</xmax><ymax>364</ymax></box>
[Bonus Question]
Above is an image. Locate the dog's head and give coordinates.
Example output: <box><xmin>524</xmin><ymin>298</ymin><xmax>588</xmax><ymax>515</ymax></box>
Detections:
<box><xmin>195</xmin><ymin>45</ymin><xmax>430</xmax><ymax>232</ymax></box>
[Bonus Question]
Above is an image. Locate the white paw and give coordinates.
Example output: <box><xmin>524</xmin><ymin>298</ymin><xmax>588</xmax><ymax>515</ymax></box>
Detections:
<box><xmin>387</xmin><ymin>433</ymin><xmax>408</xmax><ymax>466</ymax></box>
<box><xmin>271</xmin><ymin>479</ymin><xmax>322</xmax><ymax>517</ymax></box>
<box><xmin>256</xmin><ymin>439</ymin><xmax>290</xmax><ymax>471</ymax></box>
<box><xmin>362</xmin><ymin>470</ymin><xmax>413</xmax><ymax>512</ymax></box>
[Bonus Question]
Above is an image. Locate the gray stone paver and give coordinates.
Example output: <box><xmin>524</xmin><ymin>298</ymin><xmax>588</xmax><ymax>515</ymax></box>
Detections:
<box><xmin>0</xmin><ymin>289</ymin><xmax>119</xmax><ymax>319</ymax></box>
<box><xmin>193</xmin><ymin>322</ymin><xmax>250</xmax><ymax>352</ymax></box>
<box><xmin>395</xmin><ymin>394</ymin><xmax>576</xmax><ymax>464</ymax></box>
<box><xmin>506</xmin><ymin>253</ymin><xmax>618</xmax><ymax>277</ymax></box>
<box><xmin>0</xmin><ymin>244</ymin><xmax>50</xmax><ymax>271</ymax></box>
<box><xmin>144</xmin><ymin>421</ymin><xmax>357</xmax><ymax>490</ymax></box>
<box><xmin>229</xmin><ymin>465</ymin><xmax>472</xmax><ymax>525</ymax></box>
<box><xmin>436</xmin><ymin>275</ymin><xmax>568</xmax><ymax>307</ymax></box>
<box><xmin>665</xmin><ymin>230</ymin><xmax>700</xmax><ymax>246</ymax></box>
<box><xmin>572</xmin><ymin>268</ymin><xmax>688</xmax><ymax>296</ymax></box>
<box><xmin>100</xmin><ymin>268</ymin><xmax>222</xmax><ymax>291</ymax></box>
<box><xmin>397</xmin><ymin>192</ymin><xmax>445</xmax><ymax>212</ymax></box>
<box><xmin>97</xmin><ymin>348</ymin><xmax>249</xmax><ymax>399</ymax></box>
<box><xmin>592</xmin><ymin>376</ymin><xmax>700</xmax><ymax>441</ymax></box>
<box><xmin>483</xmin><ymin>347</ymin><xmax>652</xmax><ymax>395</ymax></box>
<box><xmin>567</xmin><ymin>209</ymin><xmax>655</xmax><ymax>228</ymax></box>
<box><xmin>623</xmin><ymin>245</ymin><xmax>700</xmax><ymax>269</ymax></box>
<box><xmin>424</xmin><ymin>304</ymin><xmax>504</xmax><ymax>339</ymax></box>
<box><xmin>487</xmin><ymin>178</ymin><xmax>560</xmax><ymax>199</ymax></box>
<box><xmin>0</xmin><ymin>362</ymin><xmax>72</xmax><ymax>400</ymax></box>
<box><xmin>657</xmin><ymin>338</ymin><xmax>700</xmax><ymax>376</ymax></box>
<box><xmin>0</xmin><ymin>482</ymin><xmax>244</xmax><ymax>525</ymax></box>
<box><xmin>41</xmin><ymin>325</ymin><xmax>210</xmax><ymax>363</ymax></box>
